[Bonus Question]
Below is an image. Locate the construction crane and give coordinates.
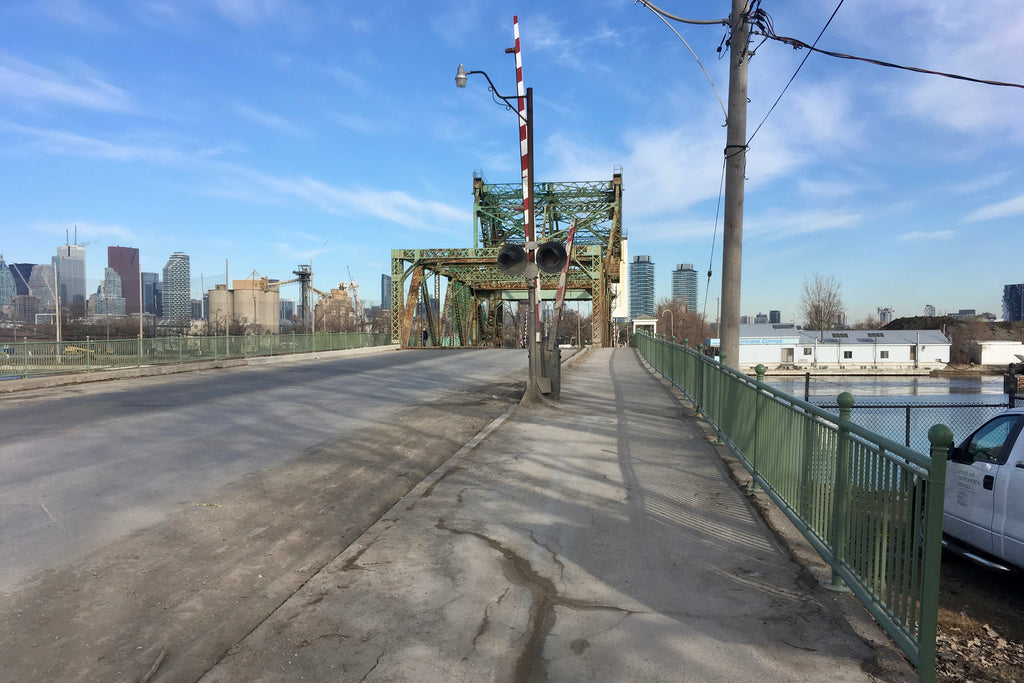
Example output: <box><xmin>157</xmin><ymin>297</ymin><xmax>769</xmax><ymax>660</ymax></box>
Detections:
<box><xmin>346</xmin><ymin>266</ymin><xmax>361</xmax><ymax>315</ymax></box>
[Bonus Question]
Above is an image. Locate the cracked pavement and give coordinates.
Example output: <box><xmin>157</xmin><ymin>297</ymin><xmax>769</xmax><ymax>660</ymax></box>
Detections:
<box><xmin>200</xmin><ymin>347</ymin><xmax>917</xmax><ymax>682</ymax></box>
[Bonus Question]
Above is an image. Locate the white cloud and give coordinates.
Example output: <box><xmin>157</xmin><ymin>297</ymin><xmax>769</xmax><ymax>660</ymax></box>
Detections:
<box><xmin>746</xmin><ymin>208</ymin><xmax>862</xmax><ymax>240</ymax></box>
<box><xmin>33</xmin><ymin>220</ymin><xmax>136</xmax><ymax>243</ymax></box>
<box><xmin>235</xmin><ymin>104</ymin><xmax>305</xmax><ymax>136</ymax></box>
<box><xmin>948</xmin><ymin>171</ymin><xmax>1012</xmax><ymax>195</ymax></box>
<box><xmin>0</xmin><ymin>54</ymin><xmax>129</xmax><ymax>111</ymax></box>
<box><xmin>0</xmin><ymin>120</ymin><xmax>181</xmax><ymax>162</ymax></box>
<box><xmin>207</xmin><ymin>164</ymin><xmax>466</xmax><ymax>233</ymax></box>
<box><xmin>964</xmin><ymin>193</ymin><xmax>1024</xmax><ymax>222</ymax></box>
<box><xmin>899</xmin><ymin>230</ymin><xmax>955</xmax><ymax>242</ymax></box>
<box><xmin>797</xmin><ymin>179</ymin><xmax>859</xmax><ymax>198</ymax></box>
<box><xmin>35</xmin><ymin>0</ymin><xmax>115</xmax><ymax>31</ymax></box>
<box><xmin>210</xmin><ymin>0</ymin><xmax>289</xmax><ymax>28</ymax></box>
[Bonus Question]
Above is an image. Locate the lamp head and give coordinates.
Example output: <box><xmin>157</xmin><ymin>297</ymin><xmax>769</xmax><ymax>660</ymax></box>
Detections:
<box><xmin>455</xmin><ymin>64</ymin><xmax>467</xmax><ymax>88</ymax></box>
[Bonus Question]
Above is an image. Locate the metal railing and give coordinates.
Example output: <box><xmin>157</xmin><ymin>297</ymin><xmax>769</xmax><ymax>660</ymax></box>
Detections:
<box><xmin>634</xmin><ymin>333</ymin><xmax>949</xmax><ymax>683</ymax></box>
<box><xmin>812</xmin><ymin>400</ymin><xmax>1010</xmax><ymax>454</ymax></box>
<box><xmin>0</xmin><ymin>332</ymin><xmax>392</xmax><ymax>380</ymax></box>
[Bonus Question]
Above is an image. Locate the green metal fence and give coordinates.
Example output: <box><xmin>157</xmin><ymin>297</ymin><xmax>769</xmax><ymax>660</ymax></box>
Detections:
<box><xmin>0</xmin><ymin>332</ymin><xmax>392</xmax><ymax>380</ymax></box>
<box><xmin>634</xmin><ymin>333</ymin><xmax>950</xmax><ymax>683</ymax></box>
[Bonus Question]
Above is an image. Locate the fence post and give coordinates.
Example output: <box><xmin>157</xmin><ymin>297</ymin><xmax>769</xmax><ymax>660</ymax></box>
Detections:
<box><xmin>85</xmin><ymin>336</ymin><xmax>91</xmax><ymax>373</ymax></box>
<box><xmin>828</xmin><ymin>391</ymin><xmax>854</xmax><ymax>592</ymax></box>
<box><xmin>919</xmin><ymin>424</ymin><xmax>951</xmax><ymax>683</ymax></box>
<box><xmin>752</xmin><ymin>364</ymin><xmax>767</xmax><ymax>491</ymax></box>
<box><xmin>178</xmin><ymin>335</ymin><xmax>183</xmax><ymax>364</ymax></box>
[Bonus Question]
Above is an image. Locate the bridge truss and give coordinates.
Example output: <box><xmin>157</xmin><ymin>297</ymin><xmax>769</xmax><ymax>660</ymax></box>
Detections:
<box><xmin>391</xmin><ymin>170</ymin><xmax>622</xmax><ymax>348</ymax></box>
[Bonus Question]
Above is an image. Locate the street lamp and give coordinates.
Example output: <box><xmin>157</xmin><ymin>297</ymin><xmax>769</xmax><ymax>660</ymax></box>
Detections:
<box><xmin>661</xmin><ymin>308</ymin><xmax>674</xmax><ymax>340</ymax></box>
<box><xmin>456</xmin><ymin>61</ymin><xmax>546</xmax><ymax>403</ymax></box>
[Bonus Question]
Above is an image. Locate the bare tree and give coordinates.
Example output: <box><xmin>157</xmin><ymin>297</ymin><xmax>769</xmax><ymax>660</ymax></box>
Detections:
<box><xmin>800</xmin><ymin>273</ymin><xmax>844</xmax><ymax>335</ymax></box>
<box><xmin>656</xmin><ymin>298</ymin><xmax>708</xmax><ymax>346</ymax></box>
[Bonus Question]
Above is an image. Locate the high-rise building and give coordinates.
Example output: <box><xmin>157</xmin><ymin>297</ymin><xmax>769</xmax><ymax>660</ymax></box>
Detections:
<box><xmin>280</xmin><ymin>299</ymin><xmax>296</xmax><ymax>322</ymax></box>
<box><xmin>141</xmin><ymin>272</ymin><xmax>160</xmax><ymax>315</ymax></box>
<box><xmin>0</xmin><ymin>255</ymin><xmax>15</xmax><ymax>309</ymax></box>
<box><xmin>10</xmin><ymin>263</ymin><xmax>35</xmax><ymax>296</ymax></box>
<box><xmin>670</xmin><ymin>263</ymin><xmax>698</xmax><ymax>313</ymax></box>
<box><xmin>161</xmin><ymin>252</ymin><xmax>192</xmax><ymax>326</ymax></box>
<box><xmin>108</xmin><ymin>246</ymin><xmax>141</xmax><ymax>315</ymax></box>
<box><xmin>95</xmin><ymin>267</ymin><xmax>126</xmax><ymax>316</ymax></box>
<box><xmin>924</xmin><ymin>304</ymin><xmax>936</xmax><ymax>317</ymax></box>
<box><xmin>53</xmin><ymin>244</ymin><xmax>87</xmax><ymax>305</ymax></box>
<box><xmin>28</xmin><ymin>264</ymin><xmax>56</xmax><ymax>309</ymax></box>
<box><xmin>381</xmin><ymin>274</ymin><xmax>392</xmax><ymax>310</ymax></box>
<box><xmin>629</xmin><ymin>255</ymin><xmax>655</xmax><ymax>319</ymax></box>
<box><xmin>1003</xmin><ymin>284</ymin><xmax>1024</xmax><ymax>322</ymax></box>
<box><xmin>877</xmin><ymin>307</ymin><xmax>894</xmax><ymax>326</ymax></box>
<box><xmin>769</xmin><ymin>310</ymin><xmax>781</xmax><ymax>324</ymax></box>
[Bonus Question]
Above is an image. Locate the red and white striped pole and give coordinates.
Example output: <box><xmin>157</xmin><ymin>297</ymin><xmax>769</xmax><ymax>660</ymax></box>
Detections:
<box><xmin>514</xmin><ymin>16</ymin><xmax>532</xmax><ymax>245</ymax></box>
<box><xmin>514</xmin><ymin>15</ymin><xmax>545</xmax><ymax>399</ymax></box>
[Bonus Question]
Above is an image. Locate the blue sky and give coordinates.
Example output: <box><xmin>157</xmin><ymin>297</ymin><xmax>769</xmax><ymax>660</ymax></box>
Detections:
<box><xmin>2</xmin><ymin>1</ymin><xmax>1022</xmax><ymax>322</ymax></box>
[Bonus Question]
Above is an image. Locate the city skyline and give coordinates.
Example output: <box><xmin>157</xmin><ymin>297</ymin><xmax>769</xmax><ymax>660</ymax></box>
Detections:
<box><xmin>2</xmin><ymin>2</ymin><xmax>1023</xmax><ymax>320</ymax></box>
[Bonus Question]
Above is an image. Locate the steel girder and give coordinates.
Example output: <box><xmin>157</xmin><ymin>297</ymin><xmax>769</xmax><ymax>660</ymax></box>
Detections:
<box><xmin>392</xmin><ymin>171</ymin><xmax>623</xmax><ymax>348</ymax></box>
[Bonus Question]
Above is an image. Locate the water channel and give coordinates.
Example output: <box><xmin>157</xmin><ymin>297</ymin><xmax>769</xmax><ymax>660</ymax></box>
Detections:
<box><xmin>763</xmin><ymin>374</ymin><xmax>1015</xmax><ymax>453</ymax></box>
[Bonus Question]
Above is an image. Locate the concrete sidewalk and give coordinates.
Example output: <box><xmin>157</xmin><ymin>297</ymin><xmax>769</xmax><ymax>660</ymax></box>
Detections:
<box><xmin>201</xmin><ymin>347</ymin><xmax>915</xmax><ymax>682</ymax></box>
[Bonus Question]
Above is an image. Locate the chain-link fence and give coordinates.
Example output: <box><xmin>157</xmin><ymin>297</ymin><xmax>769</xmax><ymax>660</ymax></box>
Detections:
<box><xmin>813</xmin><ymin>398</ymin><xmax>1018</xmax><ymax>454</ymax></box>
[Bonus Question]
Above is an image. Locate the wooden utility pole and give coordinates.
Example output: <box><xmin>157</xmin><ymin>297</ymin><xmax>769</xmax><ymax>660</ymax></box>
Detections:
<box><xmin>720</xmin><ymin>0</ymin><xmax>750</xmax><ymax>367</ymax></box>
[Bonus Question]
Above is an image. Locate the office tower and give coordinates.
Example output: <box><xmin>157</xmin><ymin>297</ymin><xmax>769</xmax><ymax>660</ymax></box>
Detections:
<box><xmin>381</xmin><ymin>274</ymin><xmax>392</xmax><ymax>310</ymax></box>
<box><xmin>769</xmin><ymin>310</ymin><xmax>781</xmax><ymax>324</ymax></box>
<box><xmin>53</xmin><ymin>244</ymin><xmax>87</xmax><ymax>305</ymax></box>
<box><xmin>141</xmin><ymin>272</ymin><xmax>160</xmax><ymax>315</ymax></box>
<box><xmin>1003</xmin><ymin>284</ymin><xmax>1024</xmax><ymax>322</ymax></box>
<box><xmin>280</xmin><ymin>299</ymin><xmax>295</xmax><ymax>321</ymax></box>
<box><xmin>877</xmin><ymin>307</ymin><xmax>894</xmax><ymax>326</ymax></box>
<box><xmin>96</xmin><ymin>267</ymin><xmax>126</xmax><ymax>316</ymax></box>
<box><xmin>629</xmin><ymin>255</ymin><xmax>655</xmax><ymax>319</ymax></box>
<box><xmin>670</xmin><ymin>263</ymin><xmax>698</xmax><ymax>313</ymax></box>
<box><xmin>161</xmin><ymin>252</ymin><xmax>192</xmax><ymax>326</ymax></box>
<box><xmin>0</xmin><ymin>255</ymin><xmax>15</xmax><ymax>308</ymax></box>
<box><xmin>923</xmin><ymin>304</ymin><xmax>936</xmax><ymax>317</ymax></box>
<box><xmin>108</xmin><ymin>246</ymin><xmax>141</xmax><ymax>315</ymax></box>
<box><xmin>10</xmin><ymin>263</ymin><xmax>35</xmax><ymax>296</ymax></box>
<box><xmin>28</xmin><ymin>264</ymin><xmax>56</xmax><ymax>309</ymax></box>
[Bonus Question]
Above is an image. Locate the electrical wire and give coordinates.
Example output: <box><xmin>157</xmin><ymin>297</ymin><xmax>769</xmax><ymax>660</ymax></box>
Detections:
<box><xmin>746</xmin><ymin>0</ymin><xmax>844</xmax><ymax>146</ymax></box>
<box><xmin>699</xmin><ymin>157</ymin><xmax>728</xmax><ymax>345</ymax></box>
<box><xmin>633</xmin><ymin>0</ymin><xmax>727</xmax><ymax>26</ymax></box>
<box><xmin>638</xmin><ymin>1</ymin><xmax>728</xmax><ymax>120</ymax></box>
<box><xmin>756</xmin><ymin>24</ymin><xmax>1024</xmax><ymax>91</ymax></box>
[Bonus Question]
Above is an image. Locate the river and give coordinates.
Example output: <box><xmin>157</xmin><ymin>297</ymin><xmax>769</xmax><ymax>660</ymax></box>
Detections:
<box><xmin>763</xmin><ymin>374</ymin><xmax>1015</xmax><ymax>453</ymax></box>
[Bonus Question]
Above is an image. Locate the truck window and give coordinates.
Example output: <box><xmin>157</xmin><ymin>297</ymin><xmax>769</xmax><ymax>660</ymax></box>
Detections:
<box><xmin>964</xmin><ymin>414</ymin><xmax>1023</xmax><ymax>465</ymax></box>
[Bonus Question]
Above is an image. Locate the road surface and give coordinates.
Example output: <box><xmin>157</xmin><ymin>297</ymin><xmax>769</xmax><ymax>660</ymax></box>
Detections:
<box><xmin>0</xmin><ymin>349</ymin><xmax>525</xmax><ymax>681</ymax></box>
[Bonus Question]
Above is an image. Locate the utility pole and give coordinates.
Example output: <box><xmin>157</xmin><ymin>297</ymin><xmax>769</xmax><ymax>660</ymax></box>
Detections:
<box><xmin>720</xmin><ymin>0</ymin><xmax>750</xmax><ymax>367</ymax></box>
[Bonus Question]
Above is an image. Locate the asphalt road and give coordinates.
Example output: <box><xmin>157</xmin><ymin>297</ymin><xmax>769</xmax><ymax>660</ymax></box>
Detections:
<box><xmin>0</xmin><ymin>349</ymin><xmax>525</xmax><ymax>593</ymax></box>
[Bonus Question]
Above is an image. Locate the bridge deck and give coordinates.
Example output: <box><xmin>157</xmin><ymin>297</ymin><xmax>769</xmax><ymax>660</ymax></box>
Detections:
<box><xmin>202</xmin><ymin>347</ymin><xmax>913</xmax><ymax>681</ymax></box>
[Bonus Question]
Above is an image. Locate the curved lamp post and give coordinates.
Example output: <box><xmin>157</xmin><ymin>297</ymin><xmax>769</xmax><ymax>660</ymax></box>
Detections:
<box><xmin>456</xmin><ymin>61</ymin><xmax>545</xmax><ymax>402</ymax></box>
<box><xmin>661</xmin><ymin>308</ymin><xmax>674</xmax><ymax>340</ymax></box>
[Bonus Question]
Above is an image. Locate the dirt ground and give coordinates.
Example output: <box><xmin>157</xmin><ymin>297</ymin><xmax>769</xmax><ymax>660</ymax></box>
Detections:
<box><xmin>935</xmin><ymin>553</ymin><xmax>1024</xmax><ymax>682</ymax></box>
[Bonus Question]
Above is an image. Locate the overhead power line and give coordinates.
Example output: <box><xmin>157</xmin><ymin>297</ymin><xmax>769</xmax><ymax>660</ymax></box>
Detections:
<box><xmin>636</xmin><ymin>0</ymin><xmax>728</xmax><ymax>119</ymax></box>
<box><xmin>746</xmin><ymin>0</ymin><xmax>845</xmax><ymax>145</ymax></box>
<box><xmin>757</xmin><ymin>26</ymin><xmax>1024</xmax><ymax>91</ymax></box>
<box><xmin>633</xmin><ymin>0</ymin><xmax>727</xmax><ymax>26</ymax></box>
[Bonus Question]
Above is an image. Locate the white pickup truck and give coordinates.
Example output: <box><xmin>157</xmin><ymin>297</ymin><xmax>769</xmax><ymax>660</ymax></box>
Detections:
<box><xmin>943</xmin><ymin>407</ymin><xmax>1024</xmax><ymax>572</ymax></box>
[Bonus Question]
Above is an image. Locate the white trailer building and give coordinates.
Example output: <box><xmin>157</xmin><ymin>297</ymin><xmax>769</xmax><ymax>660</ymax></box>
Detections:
<box><xmin>706</xmin><ymin>324</ymin><xmax>950</xmax><ymax>372</ymax></box>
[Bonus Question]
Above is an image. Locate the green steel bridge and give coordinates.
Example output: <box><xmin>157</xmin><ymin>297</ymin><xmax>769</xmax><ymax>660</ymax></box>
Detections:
<box><xmin>390</xmin><ymin>170</ymin><xmax>623</xmax><ymax>348</ymax></box>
